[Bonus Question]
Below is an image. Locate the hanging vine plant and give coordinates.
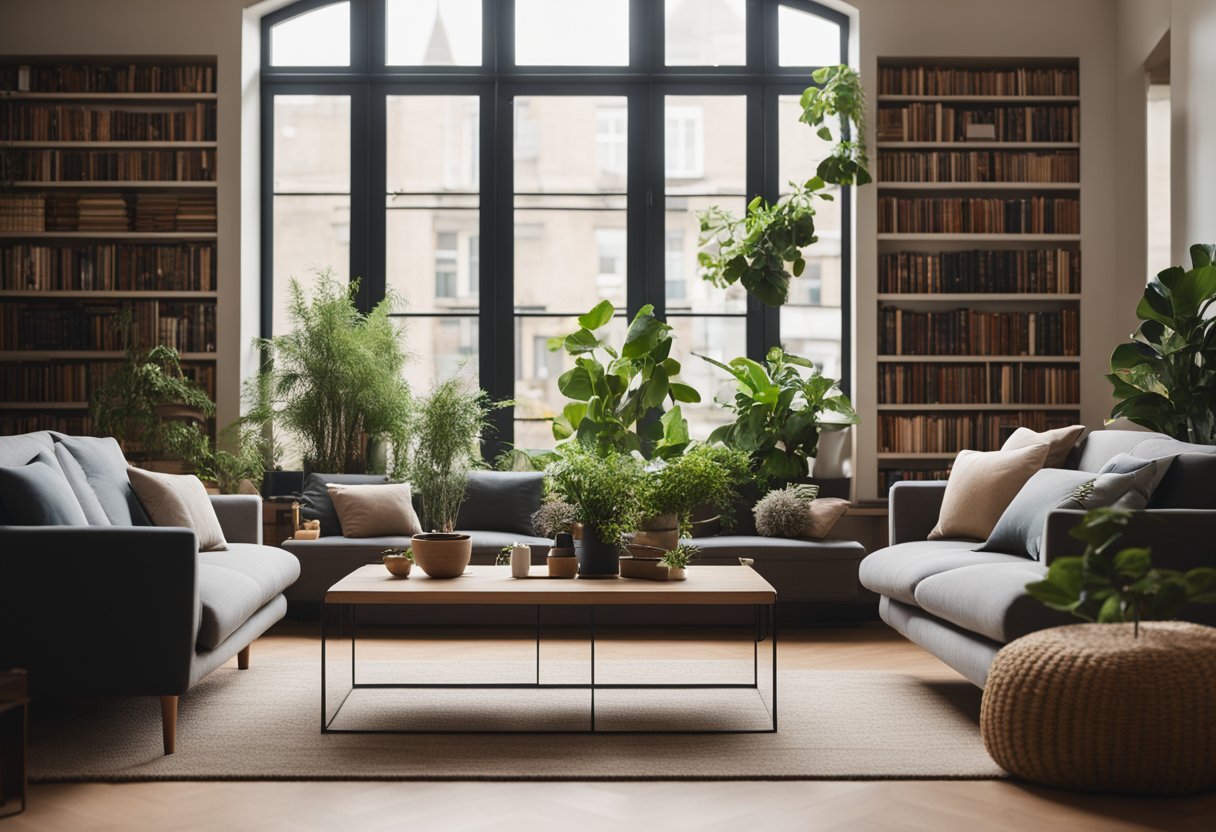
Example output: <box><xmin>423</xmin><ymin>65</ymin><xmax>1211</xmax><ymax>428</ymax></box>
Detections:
<box><xmin>697</xmin><ymin>65</ymin><xmax>871</xmax><ymax>307</ymax></box>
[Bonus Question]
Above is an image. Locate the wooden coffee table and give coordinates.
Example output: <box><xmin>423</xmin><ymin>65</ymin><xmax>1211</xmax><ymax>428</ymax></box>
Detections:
<box><xmin>322</xmin><ymin>564</ymin><xmax>777</xmax><ymax>734</ymax></box>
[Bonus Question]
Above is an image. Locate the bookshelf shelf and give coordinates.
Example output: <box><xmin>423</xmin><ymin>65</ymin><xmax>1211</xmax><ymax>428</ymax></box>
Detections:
<box><xmin>877</xmin><ymin>233</ymin><xmax>1081</xmax><ymax>242</ymax></box>
<box><xmin>877</xmin><ymin>94</ymin><xmax>1080</xmax><ymax>103</ymax></box>
<box><xmin>0</xmin><ymin>232</ymin><xmax>218</xmax><ymax>240</ymax></box>
<box><xmin>0</xmin><ymin>290</ymin><xmax>218</xmax><ymax>299</ymax></box>
<box><xmin>877</xmin><ymin>452</ymin><xmax>959</xmax><ymax>460</ymax></box>
<box><xmin>0</xmin><ymin>350</ymin><xmax>216</xmax><ymax>361</ymax></box>
<box><xmin>8</xmin><ymin>180</ymin><xmax>217</xmax><ymax>189</ymax></box>
<box><xmin>0</xmin><ymin>402</ymin><xmax>89</xmax><ymax>411</ymax></box>
<box><xmin>877</xmin><ymin>182</ymin><xmax>1079</xmax><ymax>191</ymax></box>
<box><xmin>876</xmin><ymin>293</ymin><xmax>1081</xmax><ymax>302</ymax></box>
<box><xmin>5</xmin><ymin>141</ymin><xmax>217</xmax><ymax>149</ymax></box>
<box><xmin>0</xmin><ymin>91</ymin><xmax>217</xmax><ymax>101</ymax></box>
<box><xmin>877</xmin><ymin>355</ymin><xmax>1080</xmax><ymax>363</ymax></box>
<box><xmin>876</xmin><ymin>141</ymin><xmax>1080</xmax><ymax>149</ymax></box>
<box><xmin>877</xmin><ymin>403</ymin><xmax>1080</xmax><ymax>412</ymax></box>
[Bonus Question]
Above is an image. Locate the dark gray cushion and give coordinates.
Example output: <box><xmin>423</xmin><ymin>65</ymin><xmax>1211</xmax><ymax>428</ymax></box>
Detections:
<box><xmin>1148</xmin><ymin>453</ymin><xmax>1216</xmax><ymax>509</ymax></box>
<box><xmin>53</xmin><ymin>436</ymin><xmax>149</xmax><ymax>526</ymax></box>
<box><xmin>454</xmin><ymin>471</ymin><xmax>543</xmax><ymax>536</ymax></box>
<box><xmin>53</xmin><ymin>443</ymin><xmax>111</xmax><ymax>525</ymax></box>
<box><xmin>1096</xmin><ymin>453</ymin><xmax>1169</xmax><ymax>508</ymax></box>
<box><xmin>0</xmin><ymin>450</ymin><xmax>89</xmax><ymax>526</ymax></box>
<box><xmin>980</xmin><ymin>469</ymin><xmax>1136</xmax><ymax>560</ymax></box>
<box><xmin>0</xmin><ymin>431</ymin><xmax>56</xmax><ymax>467</ymax></box>
<box><xmin>300</xmin><ymin>472</ymin><xmax>387</xmax><ymax>537</ymax></box>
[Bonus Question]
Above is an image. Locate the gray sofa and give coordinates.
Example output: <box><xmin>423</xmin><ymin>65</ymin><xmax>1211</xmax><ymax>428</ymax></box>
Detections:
<box><xmin>860</xmin><ymin>429</ymin><xmax>1216</xmax><ymax>687</ymax></box>
<box><xmin>0</xmin><ymin>431</ymin><xmax>300</xmax><ymax>754</ymax></box>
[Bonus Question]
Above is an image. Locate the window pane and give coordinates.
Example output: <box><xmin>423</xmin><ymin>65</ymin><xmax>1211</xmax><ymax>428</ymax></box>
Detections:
<box><xmin>668</xmin><ymin>316</ymin><xmax>747</xmax><ymax>440</ymax></box>
<box><xmin>386</xmin><ymin>95</ymin><xmax>479</xmax><ymax>193</ymax></box>
<box><xmin>272</xmin><ymin>195</ymin><xmax>351</xmax><ymax>335</ymax></box>
<box><xmin>515</xmin><ymin>0</ymin><xmax>629</xmax><ymax>66</ymax></box>
<box><xmin>781</xmin><ymin>306</ymin><xmax>842</xmax><ymax>379</ymax></box>
<box><xmin>515</xmin><ymin>204</ymin><xmax>627</xmax><ymax>311</ymax></box>
<box><xmin>777</xmin><ymin>95</ymin><xmax>835</xmax><ymax>195</ymax></box>
<box><xmin>385</xmin><ymin>0</ymin><xmax>481</xmax><ymax>66</ymax></box>
<box><xmin>274</xmin><ymin>95</ymin><xmax>350</xmax><ymax>193</ymax></box>
<box><xmin>665</xmin><ymin>0</ymin><xmax>745</xmax><ymax>66</ymax></box>
<box><xmin>387</xmin><ymin>207</ymin><xmax>479</xmax><ymax>311</ymax></box>
<box><xmin>666</xmin><ymin>95</ymin><xmax>747</xmax><ymax>313</ymax></box>
<box><xmin>515</xmin><ymin>96</ymin><xmax>628</xmax><ymax>194</ymax></box>
<box><xmin>402</xmin><ymin>315</ymin><xmax>479</xmax><ymax>392</ymax></box>
<box><xmin>514</xmin><ymin>314</ymin><xmax>627</xmax><ymax>450</ymax></box>
<box><xmin>270</xmin><ymin>2</ymin><xmax>351</xmax><ymax>67</ymax></box>
<box><xmin>778</xmin><ymin>5</ymin><xmax>841</xmax><ymax>67</ymax></box>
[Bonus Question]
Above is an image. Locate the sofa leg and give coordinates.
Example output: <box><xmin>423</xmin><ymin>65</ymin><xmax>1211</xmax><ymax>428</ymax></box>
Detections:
<box><xmin>160</xmin><ymin>695</ymin><xmax>178</xmax><ymax>755</ymax></box>
<box><xmin>237</xmin><ymin>644</ymin><xmax>251</xmax><ymax>670</ymax></box>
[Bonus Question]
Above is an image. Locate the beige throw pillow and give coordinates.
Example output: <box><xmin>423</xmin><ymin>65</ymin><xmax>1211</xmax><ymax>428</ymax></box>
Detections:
<box><xmin>327</xmin><ymin>482</ymin><xmax>422</xmax><ymax>538</ymax></box>
<box><xmin>127</xmin><ymin>467</ymin><xmax>228</xmax><ymax>552</ymax></box>
<box><xmin>802</xmin><ymin>497</ymin><xmax>851</xmax><ymax>540</ymax></box>
<box><xmin>1002</xmin><ymin>424</ymin><xmax>1086</xmax><ymax>468</ymax></box>
<box><xmin>928</xmin><ymin>444</ymin><xmax>1050</xmax><ymax>541</ymax></box>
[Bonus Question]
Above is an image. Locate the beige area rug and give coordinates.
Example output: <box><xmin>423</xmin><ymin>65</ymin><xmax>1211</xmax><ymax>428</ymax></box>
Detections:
<box><xmin>28</xmin><ymin>658</ymin><xmax>1003</xmax><ymax>781</ymax></box>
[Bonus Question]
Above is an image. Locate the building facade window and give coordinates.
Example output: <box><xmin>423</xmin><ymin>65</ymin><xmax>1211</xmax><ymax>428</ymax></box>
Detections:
<box><xmin>262</xmin><ymin>0</ymin><xmax>851</xmax><ymax>452</ymax></box>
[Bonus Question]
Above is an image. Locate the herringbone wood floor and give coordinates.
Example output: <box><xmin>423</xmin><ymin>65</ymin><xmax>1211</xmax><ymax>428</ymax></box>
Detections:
<box><xmin>8</xmin><ymin>623</ymin><xmax>1214</xmax><ymax>831</ymax></box>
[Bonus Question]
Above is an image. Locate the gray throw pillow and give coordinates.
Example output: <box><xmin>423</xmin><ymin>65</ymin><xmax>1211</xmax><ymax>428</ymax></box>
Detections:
<box><xmin>54</xmin><ymin>436</ymin><xmax>150</xmax><ymax>526</ymax></box>
<box><xmin>980</xmin><ymin>469</ymin><xmax>1137</xmax><ymax>560</ymax></box>
<box><xmin>0</xmin><ymin>450</ymin><xmax>90</xmax><ymax>526</ymax></box>
<box><xmin>54</xmin><ymin>443</ymin><xmax>112</xmax><ymax>525</ymax></box>
<box><xmin>1148</xmin><ymin>453</ymin><xmax>1216</xmax><ymax>509</ymax></box>
<box><xmin>300</xmin><ymin>472</ymin><xmax>388</xmax><ymax>537</ymax></box>
<box><xmin>1096</xmin><ymin>453</ymin><xmax>1170</xmax><ymax>509</ymax></box>
<box><xmin>454</xmin><ymin>471</ymin><xmax>544</xmax><ymax>536</ymax></box>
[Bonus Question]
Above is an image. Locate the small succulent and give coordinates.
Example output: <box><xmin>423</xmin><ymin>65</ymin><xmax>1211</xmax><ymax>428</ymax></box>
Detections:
<box><xmin>531</xmin><ymin>496</ymin><xmax>579</xmax><ymax>539</ymax></box>
<box><xmin>496</xmin><ymin>546</ymin><xmax>512</xmax><ymax>566</ymax></box>
<box><xmin>662</xmin><ymin>543</ymin><xmax>700</xmax><ymax>571</ymax></box>
<box><xmin>753</xmin><ymin>484</ymin><xmax>820</xmax><ymax>538</ymax></box>
<box><xmin>382</xmin><ymin>547</ymin><xmax>413</xmax><ymax>562</ymax></box>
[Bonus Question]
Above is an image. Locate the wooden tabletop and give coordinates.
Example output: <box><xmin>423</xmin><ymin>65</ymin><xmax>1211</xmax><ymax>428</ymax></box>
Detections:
<box><xmin>325</xmin><ymin>564</ymin><xmax>776</xmax><ymax>606</ymax></box>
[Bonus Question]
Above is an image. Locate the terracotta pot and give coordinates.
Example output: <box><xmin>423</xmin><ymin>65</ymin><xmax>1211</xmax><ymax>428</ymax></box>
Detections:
<box><xmin>575</xmin><ymin>532</ymin><xmax>621</xmax><ymax>578</ymax></box>
<box><xmin>410</xmin><ymin>532</ymin><xmax>472</xmax><ymax>579</ymax></box>
<box><xmin>381</xmin><ymin>554</ymin><xmax>413</xmax><ymax>578</ymax></box>
<box><xmin>633</xmin><ymin>512</ymin><xmax>679</xmax><ymax>551</ymax></box>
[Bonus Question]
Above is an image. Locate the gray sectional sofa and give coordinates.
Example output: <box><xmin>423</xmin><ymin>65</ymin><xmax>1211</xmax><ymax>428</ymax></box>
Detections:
<box><xmin>0</xmin><ymin>431</ymin><xmax>300</xmax><ymax>754</ymax></box>
<box><xmin>860</xmin><ymin>429</ymin><xmax>1216</xmax><ymax>687</ymax></box>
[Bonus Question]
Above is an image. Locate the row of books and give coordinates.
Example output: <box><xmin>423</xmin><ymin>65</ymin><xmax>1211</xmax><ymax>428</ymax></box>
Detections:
<box><xmin>0</xmin><ymin>242</ymin><xmax>216</xmax><ymax>292</ymax></box>
<box><xmin>0</xmin><ymin>300</ymin><xmax>217</xmax><ymax>353</ymax></box>
<box><xmin>878</xmin><ymin>362</ymin><xmax>1081</xmax><ymax>405</ymax></box>
<box><xmin>879</xmin><ymin>249</ymin><xmax>1081</xmax><ymax>294</ymax></box>
<box><xmin>8</xmin><ymin>149</ymin><xmax>216</xmax><ymax>182</ymax></box>
<box><xmin>878</xmin><ymin>196</ymin><xmax>1080</xmax><ymax>234</ymax></box>
<box><xmin>876</xmin><ymin>104</ymin><xmax>1080</xmax><ymax>143</ymax></box>
<box><xmin>0</xmin><ymin>413</ymin><xmax>92</xmax><ymax>435</ymax></box>
<box><xmin>879</xmin><ymin>467</ymin><xmax>951</xmax><ymax>495</ymax></box>
<box><xmin>0</xmin><ymin>103</ymin><xmax>217</xmax><ymax>141</ymax></box>
<box><xmin>878</xmin><ymin>66</ymin><xmax>1079</xmax><ymax>97</ymax></box>
<box><xmin>878</xmin><ymin>306</ymin><xmax>1080</xmax><ymax>356</ymax></box>
<box><xmin>878</xmin><ymin>410</ymin><xmax>1082</xmax><ymax>454</ymax></box>
<box><xmin>0</xmin><ymin>64</ymin><xmax>215</xmax><ymax>93</ymax></box>
<box><xmin>877</xmin><ymin>150</ymin><xmax>1079</xmax><ymax>183</ymax></box>
<box><xmin>0</xmin><ymin>193</ymin><xmax>216</xmax><ymax>233</ymax></box>
<box><xmin>0</xmin><ymin>360</ymin><xmax>216</xmax><ymax>403</ymax></box>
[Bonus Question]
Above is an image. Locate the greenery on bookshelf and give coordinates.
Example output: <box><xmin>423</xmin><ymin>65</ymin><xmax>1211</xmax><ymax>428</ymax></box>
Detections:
<box><xmin>1106</xmin><ymin>243</ymin><xmax>1216</xmax><ymax>445</ymax></box>
<box><xmin>697</xmin><ymin>65</ymin><xmax>871</xmax><ymax>307</ymax></box>
<box><xmin>1026</xmin><ymin>508</ymin><xmax>1216</xmax><ymax>637</ymax></box>
<box><xmin>255</xmin><ymin>268</ymin><xmax>411</xmax><ymax>475</ymax></box>
<box><xmin>548</xmin><ymin>300</ymin><xmax>700</xmax><ymax>459</ymax></box>
<box><xmin>701</xmin><ymin>347</ymin><xmax>857</xmax><ymax>481</ymax></box>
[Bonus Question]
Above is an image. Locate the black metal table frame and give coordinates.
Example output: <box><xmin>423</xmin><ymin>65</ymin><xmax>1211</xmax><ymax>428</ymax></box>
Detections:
<box><xmin>321</xmin><ymin>602</ymin><xmax>777</xmax><ymax>734</ymax></box>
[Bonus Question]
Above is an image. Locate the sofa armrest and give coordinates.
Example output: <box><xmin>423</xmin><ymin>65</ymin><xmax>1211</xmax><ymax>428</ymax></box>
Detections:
<box><xmin>0</xmin><ymin>526</ymin><xmax>199</xmax><ymax>697</ymax></box>
<box><xmin>888</xmin><ymin>481</ymin><xmax>949</xmax><ymax>545</ymax></box>
<box><xmin>1043</xmin><ymin>508</ymin><xmax>1216</xmax><ymax>569</ymax></box>
<box><xmin>210</xmin><ymin>495</ymin><xmax>263</xmax><ymax>545</ymax></box>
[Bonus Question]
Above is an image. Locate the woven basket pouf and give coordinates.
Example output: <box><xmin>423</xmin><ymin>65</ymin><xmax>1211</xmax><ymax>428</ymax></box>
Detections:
<box><xmin>980</xmin><ymin>622</ymin><xmax>1216</xmax><ymax>795</ymax></box>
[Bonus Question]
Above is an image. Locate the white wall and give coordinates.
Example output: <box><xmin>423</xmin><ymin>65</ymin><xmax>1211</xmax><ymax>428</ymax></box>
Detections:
<box><xmin>1170</xmin><ymin>0</ymin><xmax>1216</xmax><ymax>259</ymax></box>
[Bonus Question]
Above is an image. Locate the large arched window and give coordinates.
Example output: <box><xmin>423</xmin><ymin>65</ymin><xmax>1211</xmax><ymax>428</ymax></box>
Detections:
<box><xmin>262</xmin><ymin>0</ymin><xmax>851</xmax><ymax>452</ymax></box>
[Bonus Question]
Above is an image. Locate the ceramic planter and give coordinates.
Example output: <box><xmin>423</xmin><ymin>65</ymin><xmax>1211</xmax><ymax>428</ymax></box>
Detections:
<box><xmin>410</xmin><ymin>532</ymin><xmax>472</xmax><ymax>579</ymax></box>
<box><xmin>575</xmin><ymin>531</ymin><xmax>621</xmax><ymax>578</ymax></box>
<box><xmin>633</xmin><ymin>512</ymin><xmax>679</xmax><ymax>551</ymax></box>
<box><xmin>381</xmin><ymin>554</ymin><xmax>413</xmax><ymax>578</ymax></box>
<box><xmin>510</xmin><ymin>542</ymin><xmax>532</xmax><ymax>578</ymax></box>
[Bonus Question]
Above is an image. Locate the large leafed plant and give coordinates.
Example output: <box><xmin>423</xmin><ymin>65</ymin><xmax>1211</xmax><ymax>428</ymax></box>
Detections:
<box><xmin>1106</xmin><ymin>244</ymin><xmax>1216</xmax><ymax>444</ymax></box>
<box><xmin>549</xmin><ymin>300</ymin><xmax>700</xmax><ymax>459</ymax></box>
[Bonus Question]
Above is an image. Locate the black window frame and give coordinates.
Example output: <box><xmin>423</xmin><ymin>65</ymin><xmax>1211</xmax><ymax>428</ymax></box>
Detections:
<box><xmin>261</xmin><ymin>0</ymin><xmax>852</xmax><ymax>454</ymax></box>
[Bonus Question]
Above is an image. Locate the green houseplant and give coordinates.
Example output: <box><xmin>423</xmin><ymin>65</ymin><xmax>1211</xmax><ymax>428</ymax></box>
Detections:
<box><xmin>1106</xmin><ymin>243</ymin><xmax>1216</xmax><ymax>444</ymax></box>
<box><xmin>256</xmin><ymin>268</ymin><xmax>412</xmax><ymax>474</ymax></box>
<box><xmin>549</xmin><ymin>300</ymin><xmax>700</xmax><ymax>459</ymax></box>
<box><xmin>697</xmin><ymin>65</ymin><xmax>871</xmax><ymax>307</ymax></box>
<box><xmin>636</xmin><ymin>444</ymin><xmax>752</xmax><ymax>548</ymax></box>
<box><xmin>701</xmin><ymin>346</ymin><xmax>858</xmax><ymax>481</ymax></box>
<box><xmin>545</xmin><ymin>445</ymin><xmax>645</xmax><ymax>577</ymax></box>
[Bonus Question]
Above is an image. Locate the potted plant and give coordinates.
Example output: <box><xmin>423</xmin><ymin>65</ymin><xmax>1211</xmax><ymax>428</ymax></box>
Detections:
<box><xmin>701</xmin><ymin>346</ymin><xmax>858</xmax><ymax>482</ymax></box>
<box><xmin>545</xmin><ymin>446</ymin><xmax>645</xmax><ymax>577</ymax></box>
<box><xmin>1106</xmin><ymin>243</ymin><xmax>1216</xmax><ymax>445</ymax></box>
<box><xmin>549</xmin><ymin>300</ymin><xmax>700</xmax><ymax>459</ymax></box>
<box><xmin>531</xmin><ymin>494</ymin><xmax>579</xmax><ymax>539</ymax></box>
<box><xmin>256</xmin><ymin>268</ymin><xmax>412</xmax><ymax>474</ymax></box>
<box><xmin>660</xmin><ymin>543</ymin><xmax>699</xmax><ymax>581</ymax></box>
<box><xmin>697</xmin><ymin>65</ymin><xmax>870</xmax><ymax>307</ymax></box>
<box><xmin>408</xmin><ymin>377</ymin><xmax>499</xmax><ymax>579</ymax></box>
<box><xmin>381</xmin><ymin>547</ymin><xmax>413</xmax><ymax>578</ymax></box>
<box><xmin>636</xmin><ymin>444</ymin><xmax>751</xmax><ymax>550</ymax></box>
<box><xmin>190</xmin><ymin>419</ymin><xmax>268</xmax><ymax>495</ymax></box>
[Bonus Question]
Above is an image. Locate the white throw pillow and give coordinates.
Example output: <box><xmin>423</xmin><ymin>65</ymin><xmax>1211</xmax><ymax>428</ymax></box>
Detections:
<box><xmin>928</xmin><ymin>443</ymin><xmax>1051</xmax><ymax>541</ymax></box>
<box><xmin>327</xmin><ymin>482</ymin><xmax>422</xmax><ymax>538</ymax></box>
<box><xmin>127</xmin><ymin>467</ymin><xmax>228</xmax><ymax>552</ymax></box>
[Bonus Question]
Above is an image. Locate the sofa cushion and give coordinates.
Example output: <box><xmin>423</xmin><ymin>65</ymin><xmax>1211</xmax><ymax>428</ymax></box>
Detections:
<box><xmin>0</xmin><ymin>431</ymin><xmax>56</xmax><ymax>467</ymax></box>
<box><xmin>53</xmin><ymin>435</ymin><xmax>150</xmax><ymax>526</ymax></box>
<box><xmin>1002</xmin><ymin>424</ymin><xmax>1086</xmax><ymax>467</ymax></box>
<box><xmin>980</xmin><ymin>469</ymin><xmax>1137</xmax><ymax>560</ymax></box>
<box><xmin>928</xmin><ymin>444</ymin><xmax>1050</xmax><ymax>541</ymax></box>
<box><xmin>328</xmin><ymin>482</ymin><xmax>422</xmax><ymax>538</ymax></box>
<box><xmin>859</xmin><ymin>540</ymin><xmax>1030</xmax><ymax>605</ymax></box>
<box><xmin>1096</xmin><ymin>454</ymin><xmax>1169</xmax><ymax>508</ymax></box>
<box><xmin>454</xmin><ymin>471</ymin><xmax>544</xmax><ymax>536</ymax></box>
<box><xmin>913</xmin><ymin>562</ymin><xmax>1076</xmax><ymax>644</ymax></box>
<box><xmin>300</xmin><ymin>472</ymin><xmax>388</xmax><ymax>537</ymax></box>
<box><xmin>0</xmin><ymin>450</ymin><xmax>89</xmax><ymax>526</ymax></box>
<box><xmin>683</xmin><ymin>534</ymin><xmax>866</xmax><ymax>560</ymax></box>
<box><xmin>197</xmin><ymin>543</ymin><xmax>300</xmax><ymax>650</ymax></box>
<box><xmin>53</xmin><ymin>444</ymin><xmax>111</xmax><ymax>525</ymax></box>
<box><xmin>1071</xmin><ymin>430</ymin><xmax>1216</xmax><ymax>473</ymax></box>
<box><xmin>1148</xmin><ymin>453</ymin><xmax>1216</xmax><ymax>509</ymax></box>
<box><xmin>128</xmin><ymin>468</ymin><xmax>228</xmax><ymax>551</ymax></box>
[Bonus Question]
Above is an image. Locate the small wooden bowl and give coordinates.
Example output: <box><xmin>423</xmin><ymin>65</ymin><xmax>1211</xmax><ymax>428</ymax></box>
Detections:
<box><xmin>382</xmin><ymin>555</ymin><xmax>413</xmax><ymax>578</ymax></box>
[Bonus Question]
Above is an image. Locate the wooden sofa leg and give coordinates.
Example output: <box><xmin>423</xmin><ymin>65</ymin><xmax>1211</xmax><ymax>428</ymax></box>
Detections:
<box><xmin>161</xmin><ymin>695</ymin><xmax>178</xmax><ymax>755</ymax></box>
<box><xmin>237</xmin><ymin>644</ymin><xmax>251</xmax><ymax>670</ymax></box>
